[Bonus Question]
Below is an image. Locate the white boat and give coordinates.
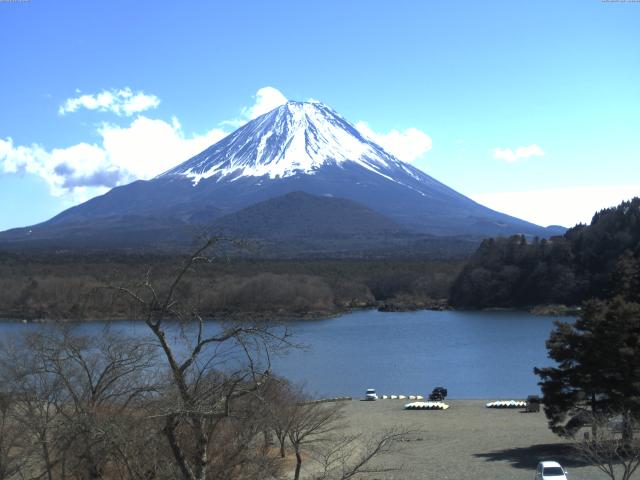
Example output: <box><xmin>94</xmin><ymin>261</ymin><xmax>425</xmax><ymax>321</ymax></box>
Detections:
<box><xmin>404</xmin><ymin>401</ymin><xmax>449</xmax><ymax>410</ymax></box>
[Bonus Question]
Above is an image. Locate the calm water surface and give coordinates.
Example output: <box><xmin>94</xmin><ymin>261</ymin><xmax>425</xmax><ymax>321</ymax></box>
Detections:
<box><xmin>0</xmin><ymin>310</ymin><xmax>564</xmax><ymax>399</ymax></box>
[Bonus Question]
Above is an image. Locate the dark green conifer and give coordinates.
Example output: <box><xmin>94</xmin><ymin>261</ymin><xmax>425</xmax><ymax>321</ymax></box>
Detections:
<box><xmin>535</xmin><ymin>297</ymin><xmax>640</xmax><ymax>442</ymax></box>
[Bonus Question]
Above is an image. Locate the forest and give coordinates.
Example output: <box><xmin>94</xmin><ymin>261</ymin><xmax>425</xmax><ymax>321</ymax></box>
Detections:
<box><xmin>0</xmin><ymin>252</ymin><xmax>462</xmax><ymax>321</ymax></box>
<box><xmin>449</xmin><ymin>197</ymin><xmax>640</xmax><ymax>309</ymax></box>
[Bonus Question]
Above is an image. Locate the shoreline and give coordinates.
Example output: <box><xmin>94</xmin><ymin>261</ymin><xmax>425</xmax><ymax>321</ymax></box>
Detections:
<box><xmin>0</xmin><ymin>300</ymin><xmax>579</xmax><ymax>324</ymax></box>
<box><xmin>0</xmin><ymin>299</ymin><xmax>446</xmax><ymax>323</ymax></box>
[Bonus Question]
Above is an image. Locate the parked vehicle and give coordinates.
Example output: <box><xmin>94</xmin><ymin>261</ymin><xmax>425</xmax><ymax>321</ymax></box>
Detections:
<box><xmin>365</xmin><ymin>388</ymin><xmax>378</xmax><ymax>400</ymax></box>
<box><xmin>526</xmin><ymin>395</ymin><xmax>541</xmax><ymax>412</ymax></box>
<box><xmin>535</xmin><ymin>461</ymin><xmax>568</xmax><ymax>480</ymax></box>
<box><xmin>429</xmin><ymin>387</ymin><xmax>448</xmax><ymax>401</ymax></box>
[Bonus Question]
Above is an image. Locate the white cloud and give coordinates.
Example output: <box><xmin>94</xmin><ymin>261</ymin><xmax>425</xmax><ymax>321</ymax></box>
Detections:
<box><xmin>470</xmin><ymin>185</ymin><xmax>640</xmax><ymax>227</ymax></box>
<box><xmin>241</xmin><ymin>86</ymin><xmax>288</xmax><ymax>120</ymax></box>
<box><xmin>2</xmin><ymin>87</ymin><xmax>293</xmax><ymax>198</ymax></box>
<box><xmin>98</xmin><ymin>116</ymin><xmax>226</xmax><ymax>180</ymax></box>
<box><xmin>219</xmin><ymin>86</ymin><xmax>288</xmax><ymax>128</ymax></box>
<box><xmin>0</xmin><ymin>118</ymin><xmax>227</xmax><ymax>198</ymax></box>
<box><xmin>492</xmin><ymin>144</ymin><xmax>544</xmax><ymax>163</ymax></box>
<box><xmin>59</xmin><ymin>87</ymin><xmax>161</xmax><ymax>116</ymax></box>
<box><xmin>355</xmin><ymin>121</ymin><xmax>432</xmax><ymax>163</ymax></box>
<box><xmin>0</xmin><ymin>137</ymin><xmax>112</xmax><ymax>203</ymax></box>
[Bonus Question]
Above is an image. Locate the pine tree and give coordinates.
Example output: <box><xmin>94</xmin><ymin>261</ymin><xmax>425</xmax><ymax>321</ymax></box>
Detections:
<box><xmin>535</xmin><ymin>297</ymin><xmax>640</xmax><ymax>441</ymax></box>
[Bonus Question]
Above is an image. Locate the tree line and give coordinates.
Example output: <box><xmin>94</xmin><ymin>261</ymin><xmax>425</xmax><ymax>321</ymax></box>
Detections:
<box><xmin>0</xmin><ymin>254</ymin><xmax>462</xmax><ymax>321</ymax></box>
<box><xmin>450</xmin><ymin>197</ymin><xmax>640</xmax><ymax>309</ymax></box>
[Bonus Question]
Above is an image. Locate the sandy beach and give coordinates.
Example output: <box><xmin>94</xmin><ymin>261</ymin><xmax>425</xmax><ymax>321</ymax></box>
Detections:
<box><xmin>325</xmin><ymin>399</ymin><xmax>607</xmax><ymax>480</ymax></box>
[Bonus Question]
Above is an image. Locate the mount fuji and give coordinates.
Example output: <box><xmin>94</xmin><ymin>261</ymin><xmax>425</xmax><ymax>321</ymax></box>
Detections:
<box><xmin>0</xmin><ymin>101</ymin><xmax>562</xmax><ymax>254</ymax></box>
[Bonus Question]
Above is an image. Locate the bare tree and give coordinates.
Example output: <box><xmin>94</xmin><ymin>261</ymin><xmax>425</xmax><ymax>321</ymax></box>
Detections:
<box><xmin>260</xmin><ymin>376</ymin><xmax>298</xmax><ymax>458</ymax></box>
<box><xmin>0</xmin><ymin>328</ymin><xmax>161</xmax><ymax>480</ymax></box>
<box><xmin>285</xmin><ymin>395</ymin><xmax>410</xmax><ymax>480</ymax></box>
<box><xmin>309</xmin><ymin>428</ymin><xmax>408</xmax><ymax>480</ymax></box>
<box><xmin>0</xmin><ymin>389</ymin><xmax>31</xmax><ymax>480</ymax></box>
<box><xmin>112</xmin><ymin>238</ymin><xmax>291</xmax><ymax>480</ymax></box>
<box><xmin>1</xmin><ymin>338</ymin><xmax>64</xmax><ymax>480</ymax></box>
<box><xmin>573</xmin><ymin>411</ymin><xmax>640</xmax><ymax>480</ymax></box>
<box><xmin>287</xmin><ymin>399</ymin><xmax>346</xmax><ymax>480</ymax></box>
<box><xmin>31</xmin><ymin>329</ymin><xmax>158</xmax><ymax>479</ymax></box>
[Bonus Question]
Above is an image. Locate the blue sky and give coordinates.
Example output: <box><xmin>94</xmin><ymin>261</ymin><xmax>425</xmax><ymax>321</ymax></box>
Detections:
<box><xmin>1</xmin><ymin>0</ymin><xmax>639</xmax><ymax>230</ymax></box>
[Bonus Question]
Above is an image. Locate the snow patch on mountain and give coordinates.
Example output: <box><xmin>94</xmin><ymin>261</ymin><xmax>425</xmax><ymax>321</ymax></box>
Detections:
<box><xmin>160</xmin><ymin>101</ymin><xmax>428</xmax><ymax>191</ymax></box>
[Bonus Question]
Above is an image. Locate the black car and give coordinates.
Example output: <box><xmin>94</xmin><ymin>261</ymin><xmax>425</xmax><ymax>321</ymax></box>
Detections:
<box><xmin>429</xmin><ymin>387</ymin><xmax>448</xmax><ymax>401</ymax></box>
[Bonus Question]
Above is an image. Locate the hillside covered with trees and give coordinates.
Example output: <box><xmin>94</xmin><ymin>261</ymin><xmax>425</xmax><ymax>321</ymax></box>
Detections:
<box><xmin>450</xmin><ymin>197</ymin><xmax>640</xmax><ymax>309</ymax></box>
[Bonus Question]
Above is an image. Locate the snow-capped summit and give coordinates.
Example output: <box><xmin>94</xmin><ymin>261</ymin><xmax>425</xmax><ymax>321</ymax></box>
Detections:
<box><xmin>0</xmin><ymin>100</ymin><xmax>563</xmax><ymax>251</ymax></box>
<box><xmin>161</xmin><ymin>101</ymin><xmax>422</xmax><ymax>187</ymax></box>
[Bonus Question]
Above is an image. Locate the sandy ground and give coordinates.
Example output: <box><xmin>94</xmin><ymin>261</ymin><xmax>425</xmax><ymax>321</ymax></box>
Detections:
<box><xmin>318</xmin><ymin>399</ymin><xmax>610</xmax><ymax>480</ymax></box>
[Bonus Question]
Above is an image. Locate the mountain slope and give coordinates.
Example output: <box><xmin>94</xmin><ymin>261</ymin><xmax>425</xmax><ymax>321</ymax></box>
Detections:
<box><xmin>208</xmin><ymin>191</ymin><xmax>479</xmax><ymax>258</ymax></box>
<box><xmin>162</xmin><ymin>101</ymin><xmax>433</xmax><ymax>184</ymax></box>
<box><xmin>0</xmin><ymin>101</ymin><xmax>561</xmax><ymax>252</ymax></box>
<box><xmin>212</xmin><ymin>191</ymin><xmax>403</xmax><ymax>238</ymax></box>
<box><xmin>157</xmin><ymin>101</ymin><xmax>546</xmax><ymax>236</ymax></box>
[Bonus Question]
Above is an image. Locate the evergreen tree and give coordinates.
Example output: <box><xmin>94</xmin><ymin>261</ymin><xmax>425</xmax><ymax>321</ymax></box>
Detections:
<box><xmin>535</xmin><ymin>298</ymin><xmax>640</xmax><ymax>441</ymax></box>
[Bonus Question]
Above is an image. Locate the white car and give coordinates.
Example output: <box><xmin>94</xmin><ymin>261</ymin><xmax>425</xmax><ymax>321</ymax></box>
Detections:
<box><xmin>365</xmin><ymin>388</ymin><xmax>378</xmax><ymax>401</ymax></box>
<box><xmin>535</xmin><ymin>461</ymin><xmax>568</xmax><ymax>480</ymax></box>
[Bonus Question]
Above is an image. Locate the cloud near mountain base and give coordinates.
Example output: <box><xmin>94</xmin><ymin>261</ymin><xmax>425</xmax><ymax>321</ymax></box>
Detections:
<box><xmin>0</xmin><ymin>118</ymin><xmax>227</xmax><ymax>202</ymax></box>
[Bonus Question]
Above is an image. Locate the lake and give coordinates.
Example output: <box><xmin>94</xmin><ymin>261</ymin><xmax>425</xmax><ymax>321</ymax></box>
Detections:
<box><xmin>0</xmin><ymin>309</ymin><xmax>565</xmax><ymax>399</ymax></box>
